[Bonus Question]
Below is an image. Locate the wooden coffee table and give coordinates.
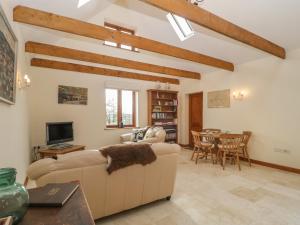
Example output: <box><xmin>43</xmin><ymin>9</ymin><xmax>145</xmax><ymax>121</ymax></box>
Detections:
<box><xmin>39</xmin><ymin>145</ymin><xmax>86</xmax><ymax>159</ymax></box>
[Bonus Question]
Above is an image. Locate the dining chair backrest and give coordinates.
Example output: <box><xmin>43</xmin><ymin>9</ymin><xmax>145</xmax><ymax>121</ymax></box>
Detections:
<box><xmin>202</xmin><ymin>128</ymin><xmax>221</xmax><ymax>133</ymax></box>
<box><xmin>242</xmin><ymin>131</ymin><xmax>252</xmax><ymax>146</ymax></box>
<box><xmin>191</xmin><ymin>131</ymin><xmax>201</xmax><ymax>146</ymax></box>
<box><xmin>200</xmin><ymin>133</ymin><xmax>215</xmax><ymax>144</ymax></box>
<box><xmin>219</xmin><ymin>134</ymin><xmax>243</xmax><ymax>152</ymax></box>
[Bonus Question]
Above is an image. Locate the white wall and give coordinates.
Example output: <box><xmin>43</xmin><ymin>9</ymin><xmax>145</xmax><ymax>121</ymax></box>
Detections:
<box><xmin>180</xmin><ymin>48</ymin><xmax>300</xmax><ymax>169</ymax></box>
<box><xmin>0</xmin><ymin>0</ymin><xmax>30</xmax><ymax>182</ymax></box>
<box><xmin>27</xmin><ymin>67</ymin><xmax>178</xmax><ymax>149</ymax></box>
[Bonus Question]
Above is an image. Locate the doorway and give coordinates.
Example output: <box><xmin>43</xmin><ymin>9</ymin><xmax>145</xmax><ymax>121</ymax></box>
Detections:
<box><xmin>189</xmin><ymin>92</ymin><xmax>203</xmax><ymax>146</ymax></box>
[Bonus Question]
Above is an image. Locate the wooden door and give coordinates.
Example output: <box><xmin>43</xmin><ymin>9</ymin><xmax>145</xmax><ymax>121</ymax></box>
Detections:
<box><xmin>189</xmin><ymin>92</ymin><xmax>203</xmax><ymax>146</ymax></box>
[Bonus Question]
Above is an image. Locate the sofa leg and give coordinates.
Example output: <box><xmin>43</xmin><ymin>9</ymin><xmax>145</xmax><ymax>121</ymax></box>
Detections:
<box><xmin>166</xmin><ymin>196</ymin><xmax>171</xmax><ymax>201</ymax></box>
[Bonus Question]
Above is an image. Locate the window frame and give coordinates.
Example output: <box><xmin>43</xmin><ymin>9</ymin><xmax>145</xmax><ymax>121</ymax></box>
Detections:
<box><xmin>103</xmin><ymin>22</ymin><xmax>139</xmax><ymax>52</ymax></box>
<box><xmin>105</xmin><ymin>88</ymin><xmax>137</xmax><ymax>128</ymax></box>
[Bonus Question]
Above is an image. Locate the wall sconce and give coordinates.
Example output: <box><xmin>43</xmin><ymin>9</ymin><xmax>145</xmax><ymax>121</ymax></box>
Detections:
<box><xmin>233</xmin><ymin>91</ymin><xmax>246</xmax><ymax>100</ymax></box>
<box><xmin>18</xmin><ymin>74</ymin><xmax>31</xmax><ymax>89</ymax></box>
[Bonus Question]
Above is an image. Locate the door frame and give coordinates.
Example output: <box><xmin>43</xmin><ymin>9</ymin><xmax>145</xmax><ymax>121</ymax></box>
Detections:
<box><xmin>189</xmin><ymin>92</ymin><xmax>203</xmax><ymax>146</ymax></box>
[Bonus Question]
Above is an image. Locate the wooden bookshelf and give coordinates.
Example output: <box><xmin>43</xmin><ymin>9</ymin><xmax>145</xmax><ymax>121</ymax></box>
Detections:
<box><xmin>147</xmin><ymin>89</ymin><xmax>178</xmax><ymax>144</ymax></box>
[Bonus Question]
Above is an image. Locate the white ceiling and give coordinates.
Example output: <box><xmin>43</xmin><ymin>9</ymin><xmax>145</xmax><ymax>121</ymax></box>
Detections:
<box><xmin>7</xmin><ymin>0</ymin><xmax>300</xmax><ymax>75</ymax></box>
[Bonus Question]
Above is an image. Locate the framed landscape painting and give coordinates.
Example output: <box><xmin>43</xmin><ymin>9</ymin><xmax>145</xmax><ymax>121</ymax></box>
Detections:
<box><xmin>0</xmin><ymin>6</ymin><xmax>18</xmax><ymax>105</ymax></box>
<box><xmin>58</xmin><ymin>85</ymin><xmax>88</xmax><ymax>105</ymax></box>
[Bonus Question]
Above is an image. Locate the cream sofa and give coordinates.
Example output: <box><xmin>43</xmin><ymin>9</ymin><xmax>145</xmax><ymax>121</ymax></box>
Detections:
<box><xmin>120</xmin><ymin>126</ymin><xmax>166</xmax><ymax>144</ymax></box>
<box><xmin>27</xmin><ymin>143</ymin><xmax>180</xmax><ymax>220</ymax></box>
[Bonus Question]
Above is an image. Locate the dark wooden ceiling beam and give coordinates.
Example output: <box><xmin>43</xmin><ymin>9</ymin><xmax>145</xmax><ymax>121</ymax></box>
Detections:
<box><xmin>25</xmin><ymin>41</ymin><xmax>201</xmax><ymax>79</ymax></box>
<box><xmin>140</xmin><ymin>0</ymin><xmax>286</xmax><ymax>59</ymax></box>
<box><xmin>13</xmin><ymin>5</ymin><xmax>234</xmax><ymax>71</ymax></box>
<box><xmin>31</xmin><ymin>58</ymin><xmax>180</xmax><ymax>85</ymax></box>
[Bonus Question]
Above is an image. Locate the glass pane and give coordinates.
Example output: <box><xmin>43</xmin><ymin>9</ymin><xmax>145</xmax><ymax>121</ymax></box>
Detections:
<box><xmin>120</xmin><ymin>30</ymin><xmax>133</xmax><ymax>35</ymax></box>
<box><xmin>105</xmin><ymin>89</ymin><xmax>118</xmax><ymax>126</ymax></box>
<box><xmin>173</xmin><ymin>14</ymin><xmax>194</xmax><ymax>38</ymax></box>
<box><xmin>122</xmin><ymin>90</ymin><xmax>133</xmax><ymax>126</ymax></box>
<box><xmin>104</xmin><ymin>41</ymin><xmax>117</xmax><ymax>47</ymax></box>
<box><xmin>120</xmin><ymin>44</ymin><xmax>133</xmax><ymax>51</ymax></box>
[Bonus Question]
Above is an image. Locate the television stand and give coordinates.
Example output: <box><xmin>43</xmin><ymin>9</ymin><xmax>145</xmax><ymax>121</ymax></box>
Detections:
<box><xmin>39</xmin><ymin>145</ymin><xmax>86</xmax><ymax>159</ymax></box>
<box><xmin>49</xmin><ymin>143</ymin><xmax>74</xmax><ymax>150</ymax></box>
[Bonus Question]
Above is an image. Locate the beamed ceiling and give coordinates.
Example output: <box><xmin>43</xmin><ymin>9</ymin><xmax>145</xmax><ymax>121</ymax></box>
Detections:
<box><xmin>7</xmin><ymin>0</ymin><xmax>300</xmax><ymax>81</ymax></box>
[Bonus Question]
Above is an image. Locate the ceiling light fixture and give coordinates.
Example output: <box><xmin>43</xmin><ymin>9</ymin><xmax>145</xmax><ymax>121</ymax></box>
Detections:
<box><xmin>77</xmin><ymin>0</ymin><xmax>91</xmax><ymax>8</ymax></box>
<box><xmin>190</xmin><ymin>0</ymin><xmax>205</xmax><ymax>6</ymax></box>
<box><xmin>166</xmin><ymin>13</ymin><xmax>195</xmax><ymax>41</ymax></box>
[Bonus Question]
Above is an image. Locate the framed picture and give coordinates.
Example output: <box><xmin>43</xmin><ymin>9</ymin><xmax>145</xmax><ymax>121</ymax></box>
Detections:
<box><xmin>0</xmin><ymin>6</ymin><xmax>18</xmax><ymax>105</ymax></box>
<box><xmin>207</xmin><ymin>89</ymin><xmax>230</xmax><ymax>108</ymax></box>
<box><xmin>58</xmin><ymin>85</ymin><xmax>88</xmax><ymax>105</ymax></box>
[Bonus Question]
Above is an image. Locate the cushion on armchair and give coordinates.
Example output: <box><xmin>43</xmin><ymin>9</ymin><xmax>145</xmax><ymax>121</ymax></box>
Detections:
<box><xmin>132</xmin><ymin>126</ymin><xmax>149</xmax><ymax>142</ymax></box>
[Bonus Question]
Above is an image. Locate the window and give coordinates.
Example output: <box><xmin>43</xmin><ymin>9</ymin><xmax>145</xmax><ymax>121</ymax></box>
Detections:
<box><xmin>104</xmin><ymin>22</ymin><xmax>139</xmax><ymax>52</ymax></box>
<box><xmin>166</xmin><ymin>13</ymin><xmax>195</xmax><ymax>41</ymax></box>
<box><xmin>105</xmin><ymin>89</ymin><xmax>138</xmax><ymax>128</ymax></box>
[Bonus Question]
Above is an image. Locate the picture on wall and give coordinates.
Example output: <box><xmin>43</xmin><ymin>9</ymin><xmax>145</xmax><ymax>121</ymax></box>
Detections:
<box><xmin>58</xmin><ymin>85</ymin><xmax>88</xmax><ymax>105</ymax></box>
<box><xmin>0</xmin><ymin>6</ymin><xmax>18</xmax><ymax>104</ymax></box>
<box><xmin>207</xmin><ymin>89</ymin><xmax>230</xmax><ymax>108</ymax></box>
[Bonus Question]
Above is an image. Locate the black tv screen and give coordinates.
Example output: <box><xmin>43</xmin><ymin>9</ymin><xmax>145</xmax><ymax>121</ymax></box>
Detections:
<box><xmin>46</xmin><ymin>122</ymin><xmax>73</xmax><ymax>145</ymax></box>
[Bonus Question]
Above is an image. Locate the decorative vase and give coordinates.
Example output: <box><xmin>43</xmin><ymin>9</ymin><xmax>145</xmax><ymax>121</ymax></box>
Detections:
<box><xmin>0</xmin><ymin>168</ymin><xmax>29</xmax><ymax>224</ymax></box>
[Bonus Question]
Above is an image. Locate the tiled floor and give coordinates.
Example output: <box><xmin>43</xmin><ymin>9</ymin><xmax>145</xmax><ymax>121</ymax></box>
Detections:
<box><xmin>96</xmin><ymin>149</ymin><xmax>300</xmax><ymax>225</ymax></box>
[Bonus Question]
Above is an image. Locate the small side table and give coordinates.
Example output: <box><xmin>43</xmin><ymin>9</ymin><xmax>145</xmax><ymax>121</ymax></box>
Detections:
<box><xmin>19</xmin><ymin>182</ymin><xmax>95</xmax><ymax>225</ymax></box>
<box><xmin>39</xmin><ymin>145</ymin><xmax>86</xmax><ymax>159</ymax></box>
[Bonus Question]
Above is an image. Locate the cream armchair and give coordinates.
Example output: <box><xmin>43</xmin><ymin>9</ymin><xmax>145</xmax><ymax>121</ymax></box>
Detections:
<box><xmin>120</xmin><ymin>126</ymin><xmax>166</xmax><ymax>144</ymax></box>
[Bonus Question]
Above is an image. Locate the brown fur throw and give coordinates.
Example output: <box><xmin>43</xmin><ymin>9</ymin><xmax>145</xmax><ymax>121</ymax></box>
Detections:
<box><xmin>100</xmin><ymin>144</ymin><xmax>157</xmax><ymax>174</ymax></box>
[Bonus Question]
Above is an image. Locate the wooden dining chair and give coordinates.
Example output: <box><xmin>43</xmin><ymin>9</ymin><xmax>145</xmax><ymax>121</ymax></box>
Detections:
<box><xmin>191</xmin><ymin>131</ymin><xmax>202</xmax><ymax>161</ymax></box>
<box><xmin>198</xmin><ymin>133</ymin><xmax>215</xmax><ymax>164</ymax></box>
<box><xmin>240</xmin><ymin>131</ymin><xmax>252</xmax><ymax>167</ymax></box>
<box><xmin>218</xmin><ymin>134</ymin><xmax>244</xmax><ymax>170</ymax></box>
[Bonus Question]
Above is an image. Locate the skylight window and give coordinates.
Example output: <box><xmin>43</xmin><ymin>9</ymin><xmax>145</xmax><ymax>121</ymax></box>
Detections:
<box><xmin>166</xmin><ymin>13</ymin><xmax>195</xmax><ymax>41</ymax></box>
<box><xmin>77</xmin><ymin>0</ymin><xmax>91</xmax><ymax>8</ymax></box>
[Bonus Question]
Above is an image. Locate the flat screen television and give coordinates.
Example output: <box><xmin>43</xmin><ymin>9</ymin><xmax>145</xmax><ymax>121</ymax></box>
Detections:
<box><xmin>46</xmin><ymin>122</ymin><xmax>74</xmax><ymax>145</ymax></box>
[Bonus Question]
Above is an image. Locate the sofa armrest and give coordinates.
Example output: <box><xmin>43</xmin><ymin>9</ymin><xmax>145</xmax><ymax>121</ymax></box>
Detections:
<box><xmin>120</xmin><ymin>133</ymin><xmax>133</xmax><ymax>143</ymax></box>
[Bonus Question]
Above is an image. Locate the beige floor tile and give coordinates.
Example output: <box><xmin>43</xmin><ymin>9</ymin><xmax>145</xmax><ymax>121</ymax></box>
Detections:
<box><xmin>97</xmin><ymin>149</ymin><xmax>300</xmax><ymax>225</ymax></box>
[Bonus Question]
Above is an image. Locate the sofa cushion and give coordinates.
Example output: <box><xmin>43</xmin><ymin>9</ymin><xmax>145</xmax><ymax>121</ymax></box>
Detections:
<box><xmin>151</xmin><ymin>143</ymin><xmax>181</xmax><ymax>155</ymax></box>
<box><xmin>27</xmin><ymin>150</ymin><xmax>107</xmax><ymax>180</ymax></box>
<box><xmin>27</xmin><ymin>158</ymin><xmax>57</xmax><ymax>180</ymax></box>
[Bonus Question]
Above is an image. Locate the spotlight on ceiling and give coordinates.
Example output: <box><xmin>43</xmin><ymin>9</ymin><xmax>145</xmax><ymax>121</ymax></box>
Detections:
<box><xmin>77</xmin><ymin>0</ymin><xmax>91</xmax><ymax>8</ymax></box>
<box><xmin>166</xmin><ymin>13</ymin><xmax>195</xmax><ymax>42</ymax></box>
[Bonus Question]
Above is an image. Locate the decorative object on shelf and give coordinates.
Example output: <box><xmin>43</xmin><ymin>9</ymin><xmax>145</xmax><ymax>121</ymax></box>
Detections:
<box><xmin>233</xmin><ymin>90</ymin><xmax>246</xmax><ymax>101</ymax></box>
<box><xmin>0</xmin><ymin>168</ymin><xmax>29</xmax><ymax>225</ymax></box>
<box><xmin>0</xmin><ymin>6</ymin><xmax>18</xmax><ymax>105</ymax></box>
<box><xmin>153</xmin><ymin>106</ymin><xmax>162</xmax><ymax>112</ymax></box>
<box><xmin>58</xmin><ymin>85</ymin><xmax>88</xmax><ymax>105</ymax></box>
<box><xmin>165</xmin><ymin>82</ymin><xmax>171</xmax><ymax>90</ymax></box>
<box><xmin>207</xmin><ymin>89</ymin><xmax>230</xmax><ymax>108</ymax></box>
<box><xmin>17</xmin><ymin>74</ymin><xmax>31</xmax><ymax>89</ymax></box>
<box><xmin>155</xmin><ymin>81</ymin><xmax>161</xmax><ymax>90</ymax></box>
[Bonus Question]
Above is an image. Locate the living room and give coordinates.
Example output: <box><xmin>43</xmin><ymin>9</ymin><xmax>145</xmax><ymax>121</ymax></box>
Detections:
<box><xmin>1</xmin><ymin>0</ymin><xmax>300</xmax><ymax>225</ymax></box>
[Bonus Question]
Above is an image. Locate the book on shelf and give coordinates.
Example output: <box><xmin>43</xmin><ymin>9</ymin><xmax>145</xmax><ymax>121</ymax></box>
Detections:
<box><xmin>28</xmin><ymin>182</ymin><xmax>79</xmax><ymax>207</ymax></box>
